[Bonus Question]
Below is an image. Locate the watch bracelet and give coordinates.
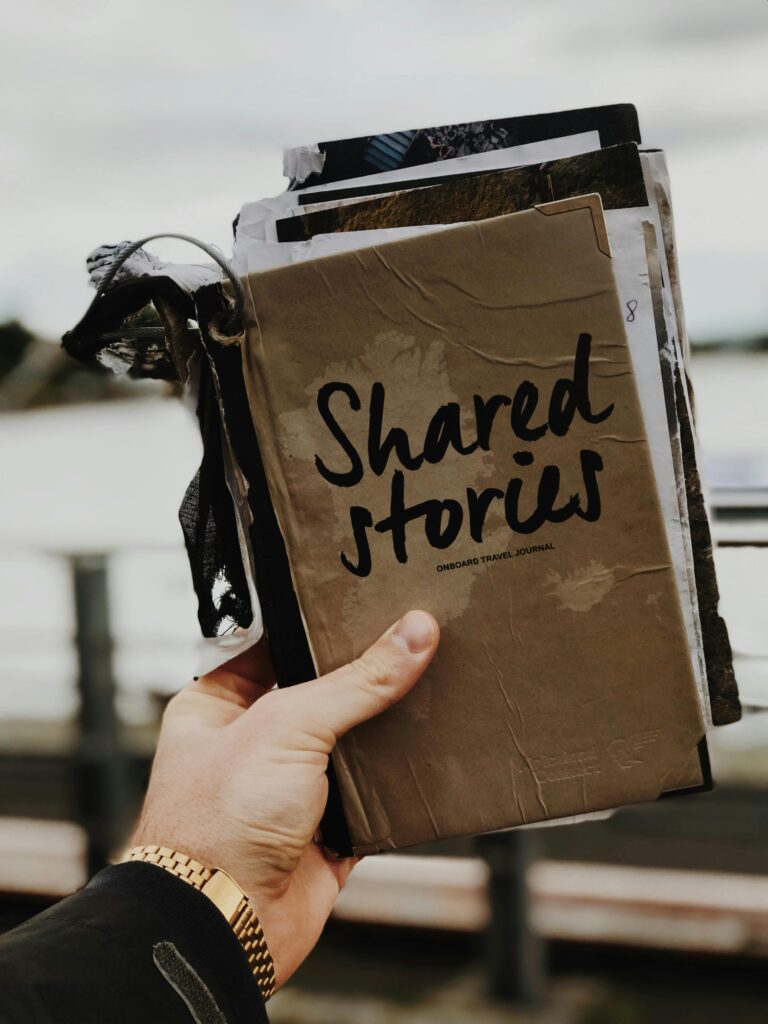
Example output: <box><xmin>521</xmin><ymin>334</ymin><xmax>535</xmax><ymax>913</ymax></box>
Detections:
<box><xmin>124</xmin><ymin>845</ymin><xmax>276</xmax><ymax>1000</ymax></box>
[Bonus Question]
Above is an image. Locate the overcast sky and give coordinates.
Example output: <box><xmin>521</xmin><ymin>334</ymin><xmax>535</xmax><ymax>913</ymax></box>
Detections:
<box><xmin>2</xmin><ymin>0</ymin><xmax>766</xmax><ymax>341</ymax></box>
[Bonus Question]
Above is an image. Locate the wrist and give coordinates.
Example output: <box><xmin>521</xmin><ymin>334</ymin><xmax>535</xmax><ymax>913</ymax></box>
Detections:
<box><xmin>123</xmin><ymin>845</ymin><xmax>277</xmax><ymax>1000</ymax></box>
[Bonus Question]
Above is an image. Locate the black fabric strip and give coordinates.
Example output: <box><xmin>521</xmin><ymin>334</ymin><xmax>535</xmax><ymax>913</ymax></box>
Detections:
<box><xmin>179</xmin><ymin>355</ymin><xmax>254</xmax><ymax>637</ymax></box>
<box><xmin>193</xmin><ymin>285</ymin><xmax>353</xmax><ymax>855</ymax></box>
<box><xmin>194</xmin><ymin>286</ymin><xmax>315</xmax><ymax>687</ymax></box>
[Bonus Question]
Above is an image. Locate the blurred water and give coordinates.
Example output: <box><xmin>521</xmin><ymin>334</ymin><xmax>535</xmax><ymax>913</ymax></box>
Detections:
<box><xmin>0</xmin><ymin>353</ymin><xmax>766</xmax><ymax>725</ymax></box>
<box><xmin>0</xmin><ymin>398</ymin><xmax>203</xmax><ymax>722</ymax></box>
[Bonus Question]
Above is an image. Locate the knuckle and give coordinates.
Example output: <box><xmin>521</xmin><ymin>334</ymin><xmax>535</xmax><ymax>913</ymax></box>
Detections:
<box><xmin>352</xmin><ymin>651</ymin><xmax>392</xmax><ymax>693</ymax></box>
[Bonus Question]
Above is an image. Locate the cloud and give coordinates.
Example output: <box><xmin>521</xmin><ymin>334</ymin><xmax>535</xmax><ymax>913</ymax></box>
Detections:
<box><xmin>1</xmin><ymin>0</ymin><xmax>767</xmax><ymax>338</ymax></box>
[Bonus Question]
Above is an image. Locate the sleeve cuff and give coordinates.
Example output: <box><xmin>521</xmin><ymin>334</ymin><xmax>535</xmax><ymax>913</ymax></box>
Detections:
<box><xmin>88</xmin><ymin>861</ymin><xmax>267</xmax><ymax>1023</ymax></box>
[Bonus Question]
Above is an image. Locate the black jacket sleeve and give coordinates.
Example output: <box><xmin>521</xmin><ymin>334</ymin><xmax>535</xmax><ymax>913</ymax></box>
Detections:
<box><xmin>0</xmin><ymin>862</ymin><xmax>269</xmax><ymax>1024</ymax></box>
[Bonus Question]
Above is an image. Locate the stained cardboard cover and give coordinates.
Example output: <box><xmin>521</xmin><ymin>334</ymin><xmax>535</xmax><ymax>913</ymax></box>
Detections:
<box><xmin>239</xmin><ymin>200</ymin><xmax>707</xmax><ymax>854</ymax></box>
<box><xmin>269</xmin><ymin>144</ymin><xmax>740</xmax><ymax>727</ymax></box>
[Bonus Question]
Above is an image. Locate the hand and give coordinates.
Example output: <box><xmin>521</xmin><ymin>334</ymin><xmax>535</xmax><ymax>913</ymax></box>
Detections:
<box><xmin>130</xmin><ymin>609</ymin><xmax>439</xmax><ymax>989</ymax></box>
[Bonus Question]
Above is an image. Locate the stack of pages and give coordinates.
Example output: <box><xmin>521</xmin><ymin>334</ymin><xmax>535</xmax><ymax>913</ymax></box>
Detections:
<box><xmin>65</xmin><ymin>104</ymin><xmax>740</xmax><ymax>855</ymax></box>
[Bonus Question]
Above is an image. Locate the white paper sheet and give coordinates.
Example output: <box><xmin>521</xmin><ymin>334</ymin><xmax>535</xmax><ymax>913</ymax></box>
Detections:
<box><xmin>233</xmin><ymin>131</ymin><xmax>601</xmax><ymax>257</ymax></box>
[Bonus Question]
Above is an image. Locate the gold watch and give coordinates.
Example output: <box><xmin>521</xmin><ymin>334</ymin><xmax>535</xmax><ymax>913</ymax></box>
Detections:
<box><xmin>124</xmin><ymin>845</ymin><xmax>276</xmax><ymax>1001</ymax></box>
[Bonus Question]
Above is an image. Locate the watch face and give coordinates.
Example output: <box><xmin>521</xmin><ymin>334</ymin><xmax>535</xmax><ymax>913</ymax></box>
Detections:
<box><xmin>201</xmin><ymin>870</ymin><xmax>245</xmax><ymax>923</ymax></box>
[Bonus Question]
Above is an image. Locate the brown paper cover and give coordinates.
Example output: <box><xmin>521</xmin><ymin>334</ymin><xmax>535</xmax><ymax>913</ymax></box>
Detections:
<box><xmin>241</xmin><ymin>202</ymin><xmax>707</xmax><ymax>854</ymax></box>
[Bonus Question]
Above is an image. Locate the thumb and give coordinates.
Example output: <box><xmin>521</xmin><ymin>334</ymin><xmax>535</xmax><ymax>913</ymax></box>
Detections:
<box><xmin>285</xmin><ymin>610</ymin><xmax>439</xmax><ymax>744</ymax></box>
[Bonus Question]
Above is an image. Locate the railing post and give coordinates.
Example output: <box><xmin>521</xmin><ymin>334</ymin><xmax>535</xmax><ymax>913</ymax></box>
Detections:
<box><xmin>476</xmin><ymin>830</ymin><xmax>545</xmax><ymax>1003</ymax></box>
<box><xmin>71</xmin><ymin>553</ymin><xmax>130</xmax><ymax>876</ymax></box>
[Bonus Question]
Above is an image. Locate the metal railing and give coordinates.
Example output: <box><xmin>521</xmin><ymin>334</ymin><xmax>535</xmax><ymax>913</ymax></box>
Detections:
<box><xmin>1</xmin><ymin>483</ymin><xmax>768</xmax><ymax>1001</ymax></box>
